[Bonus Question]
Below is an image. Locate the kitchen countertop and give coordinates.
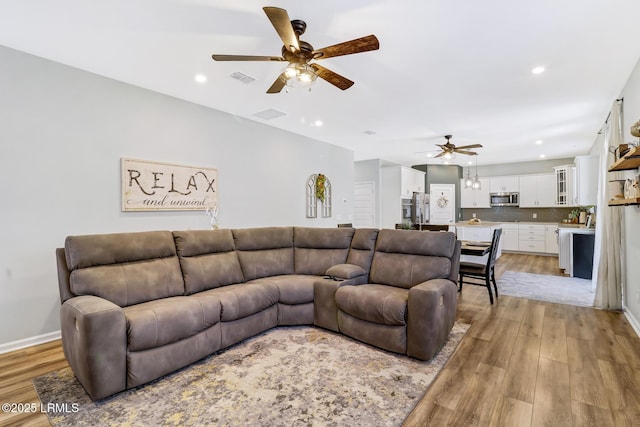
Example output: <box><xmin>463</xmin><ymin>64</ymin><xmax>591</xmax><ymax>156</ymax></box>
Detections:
<box><xmin>557</xmin><ymin>223</ymin><xmax>595</xmax><ymax>230</ymax></box>
<box><xmin>456</xmin><ymin>220</ymin><xmax>595</xmax><ymax>228</ymax></box>
<box><xmin>454</xmin><ymin>221</ymin><xmax>504</xmax><ymax>226</ymax></box>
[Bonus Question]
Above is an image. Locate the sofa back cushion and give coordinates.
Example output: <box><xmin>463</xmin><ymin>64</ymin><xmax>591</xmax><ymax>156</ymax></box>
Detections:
<box><xmin>173</xmin><ymin>229</ymin><xmax>245</xmax><ymax>294</ymax></box>
<box><xmin>369</xmin><ymin>229</ymin><xmax>456</xmax><ymax>289</ymax></box>
<box><xmin>345</xmin><ymin>228</ymin><xmax>379</xmax><ymax>272</ymax></box>
<box><xmin>232</xmin><ymin>227</ymin><xmax>294</xmax><ymax>280</ymax></box>
<box><xmin>293</xmin><ymin>227</ymin><xmax>354</xmax><ymax>275</ymax></box>
<box><xmin>65</xmin><ymin>231</ymin><xmax>184</xmax><ymax>307</ymax></box>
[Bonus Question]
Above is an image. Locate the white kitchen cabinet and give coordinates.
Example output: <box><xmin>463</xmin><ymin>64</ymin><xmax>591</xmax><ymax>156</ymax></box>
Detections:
<box><xmin>518</xmin><ymin>224</ymin><xmax>546</xmax><ymax>252</ymax></box>
<box><xmin>489</xmin><ymin>176</ymin><xmax>519</xmax><ymax>193</ymax></box>
<box><xmin>545</xmin><ymin>225</ymin><xmax>559</xmax><ymax>254</ymax></box>
<box><xmin>501</xmin><ymin>223</ymin><xmax>519</xmax><ymax>251</ymax></box>
<box><xmin>400</xmin><ymin>166</ymin><xmax>426</xmax><ymax>197</ymax></box>
<box><xmin>553</xmin><ymin>165</ymin><xmax>575</xmax><ymax>206</ymax></box>
<box><xmin>460</xmin><ymin>177</ymin><xmax>491</xmax><ymax>208</ymax></box>
<box><xmin>574</xmin><ymin>155</ymin><xmax>599</xmax><ymax>206</ymax></box>
<box><xmin>519</xmin><ymin>174</ymin><xmax>556</xmax><ymax>207</ymax></box>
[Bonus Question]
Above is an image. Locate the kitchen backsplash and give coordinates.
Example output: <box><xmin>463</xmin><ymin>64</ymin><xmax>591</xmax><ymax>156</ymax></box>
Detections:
<box><xmin>460</xmin><ymin>206</ymin><xmax>575</xmax><ymax>223</ymax></box>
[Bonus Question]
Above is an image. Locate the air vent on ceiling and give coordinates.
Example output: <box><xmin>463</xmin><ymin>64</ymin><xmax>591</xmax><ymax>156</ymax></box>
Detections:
<box><xmin>230</xmin><ymin>72</ymin><xmax>256</xmax><ymax>84</ymax></box>
<box><xmin>363</xmin><ymin>130</ymin><xmax>377</xmax><ymax>135</ymax></box>
<box><xmin>253</xmin><ymin>108</ymin><xmax>287</xmax><ymax>120</ymax></box>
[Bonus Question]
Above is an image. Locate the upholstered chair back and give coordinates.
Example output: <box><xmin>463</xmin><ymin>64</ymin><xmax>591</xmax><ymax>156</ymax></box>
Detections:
<box><xmin>173</xmin><ymin>229</ymin><xmax>245</xmax><ymax>295</ymax></box>
<box><xmin>293</xmin><ymin>227</ymin><xmax>354</xmax><ymax>275</ymax></box>
<box><xmin>369</xmin><ymin>229</ymin><xmax>457</xmax><ymax>289</ymax></box>
<box><xmin>345</xmin><ymin>228</ymin><xmax>379</xmax><ymax>273</ymax></box>
<box><xmin>232</xmin><ymin>227</ymin><xmax>295</xmax><ymax>280</ymax></box>
<box><xmin>63</xmin><ymin>231</ymin><xmax>184</xmax><ymax>307</ymax></box>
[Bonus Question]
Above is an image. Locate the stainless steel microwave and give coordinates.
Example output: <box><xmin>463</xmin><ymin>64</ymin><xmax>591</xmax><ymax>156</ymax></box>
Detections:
<box><xmin>490</xmin><ymin>192</ymin><xmax>519</xmax><ymax>207</ymax></box>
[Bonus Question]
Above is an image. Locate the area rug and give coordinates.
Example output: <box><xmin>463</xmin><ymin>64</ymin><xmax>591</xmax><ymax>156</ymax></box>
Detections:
<box><xmin>497</xmin><ymin>271</ymin><xmax>595</xmax><ymax>307</ymax></box>
<box><xmin>33</xmin><ymin>323</ymin><xmax>469</xmax><ymax>427</ymax></box>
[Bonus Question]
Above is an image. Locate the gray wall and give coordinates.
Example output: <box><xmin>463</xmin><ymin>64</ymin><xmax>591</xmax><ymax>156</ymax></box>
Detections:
<box><xmin>0</xmin><ymin>45</ymin><xmax>355</xmax><ymax>347</ymax></box>
<box><xmin>412</xmin><ymin>164</ymin><xmax>463</xmax><ymax>220</ymax></box>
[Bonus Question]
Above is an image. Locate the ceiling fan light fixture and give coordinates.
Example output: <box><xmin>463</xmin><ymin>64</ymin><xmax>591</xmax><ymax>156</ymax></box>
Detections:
<box><xmin>283</xmin><ymin>63</ymin><xmax>318</xmax><ymax>89</ymax></box>
<box><xmin>443</xmin><ymin>150</ymin><xmax>455</xmax><ymax>160</ymax></box>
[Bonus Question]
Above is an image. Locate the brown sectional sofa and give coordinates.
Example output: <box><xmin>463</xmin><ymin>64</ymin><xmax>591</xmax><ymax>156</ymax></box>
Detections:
<box><xmin>56</xmin><ymin>227</ymin><xmax>460</xmax><ymax>400</ymax></box>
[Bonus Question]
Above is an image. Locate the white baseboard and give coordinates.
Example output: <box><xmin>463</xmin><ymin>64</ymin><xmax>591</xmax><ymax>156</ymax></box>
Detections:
<box><xmin>0</xmin><ymin>330</ymin><xmax>61</xmax><ymax>355</ymax></box>
<box><xmin>623</xmin><ymin>306</ymin><xmax>640</xmax><ymax>338</ymax></box>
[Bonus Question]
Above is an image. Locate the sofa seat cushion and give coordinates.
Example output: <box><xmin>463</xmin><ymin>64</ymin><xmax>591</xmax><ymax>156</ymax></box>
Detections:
<box><xmin>247</xmin><ymin>275</ymin><xmax>318</xmax><ymax>305</ymax></box>
<box><xmin>335</xmin><ymin>284</ymin><xmax>408</xmax><ymax>326</ymax></box>
<box><xmin>201</xmin><ymin>282</ymin><xmax>279</xmax><ymax>322</ymax></box>
<box><xmin>124</xmin><ymin>294</ymin><xmax>221</xmax><ymax>352</ymax></box>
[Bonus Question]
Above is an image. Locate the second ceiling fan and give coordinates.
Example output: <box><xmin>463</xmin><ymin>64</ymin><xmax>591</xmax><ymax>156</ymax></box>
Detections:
<box><xmin>435</xmin><ymin>135</ymin><xmax>483</xmax><ymax>158</ymax></box>
<box><xmin>211</xmin><ymin>7</ymin><xmax>380</xmax><ymax>93</ymax></box>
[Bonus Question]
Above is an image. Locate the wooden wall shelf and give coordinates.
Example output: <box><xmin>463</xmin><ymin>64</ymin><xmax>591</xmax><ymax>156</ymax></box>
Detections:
<box><xmin>608</xmin><ymin>197</ymin><xmax>640</xmax><ymax>206</ymax></box>
<box><xmin>608</xmin><ymin>146</ymin><xmax>640</xmax><ymax>171</ymax></box>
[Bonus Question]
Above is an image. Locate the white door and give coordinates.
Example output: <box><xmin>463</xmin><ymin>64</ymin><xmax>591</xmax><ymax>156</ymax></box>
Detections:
<box><xmin>429</xmin><ymin>184</ymin><xmax>455</xmax><ymax>225</ymax></box>
<box><xmin>354</xmin><ymin>182</ymin><xmax>376</xmax><ymax>227</ymax></box>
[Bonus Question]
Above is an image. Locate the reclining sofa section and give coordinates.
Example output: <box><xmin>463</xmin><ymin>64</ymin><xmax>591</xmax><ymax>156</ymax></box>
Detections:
<box><xmin>56</xmin><ymin>227</ymin><xmax>460</xmax><ymax>400</ymax></box>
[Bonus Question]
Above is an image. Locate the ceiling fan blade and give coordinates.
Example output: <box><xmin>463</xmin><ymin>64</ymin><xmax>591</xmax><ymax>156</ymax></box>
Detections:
<box><xmin>454</xmin><ymin>149</ymin><xmax>479</xmax><ymax>156</ymax></box>
<box><xmin>266</xmin><ymin>73</ymin><xmax>287</xmax><ymax>94</ymax></box>
<box><xmin>310</xmin><ymin>64</ymin><xmax>354</xmax><ymax>90</ymax></box>
<box><xmin>454</xmin><ymin>144</ymin><xmax>483</xmax><ymax>150</ymax></box>
<box><xmin>434</xmin><ymin>152</ymin><xmax>446</xmax><ymax>158</ymax></box>
<box><xmin>211</xmin><ymin>54</ymin><xmax>285</xmax><ymax>62</ymax></box>
<box><xmin>313</xmin><ymin>35</ymin><xmax>379</xmax><ymax>60</ymax></box>
<box><xmin>263</xmin><ymin>7</ymin><xmax>300</xmax><ymax>53</ymax></box>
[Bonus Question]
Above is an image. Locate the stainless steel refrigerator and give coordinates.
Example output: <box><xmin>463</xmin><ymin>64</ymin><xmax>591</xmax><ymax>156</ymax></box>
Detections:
<box><xmin>411</xmin><ymin>192</ymin><xmax>430</xmax><ymax>225</ymax></box>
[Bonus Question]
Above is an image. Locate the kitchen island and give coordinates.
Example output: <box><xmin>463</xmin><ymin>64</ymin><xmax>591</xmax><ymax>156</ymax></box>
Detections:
<box><xmin>557</xmin><ymin>224</ymin><xmax>595</xmax><ymax>278</ymax></box>
<box><xmin>454</xmin><ymin>221</ymin><xmax>502</xmax><ymax>264</ymax></box>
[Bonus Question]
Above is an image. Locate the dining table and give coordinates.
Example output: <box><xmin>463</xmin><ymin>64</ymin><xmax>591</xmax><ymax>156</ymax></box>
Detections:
<box><xmin>460</xmin><ymin>240</ymin><xmax>491</xmax><ymax>256</ymax></box>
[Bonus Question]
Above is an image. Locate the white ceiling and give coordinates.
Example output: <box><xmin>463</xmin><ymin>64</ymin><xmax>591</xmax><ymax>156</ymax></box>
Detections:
<box><xmin>2</xmin><ymin>0</ymin><xmax>640</xmax><ymax>166</ymax></box>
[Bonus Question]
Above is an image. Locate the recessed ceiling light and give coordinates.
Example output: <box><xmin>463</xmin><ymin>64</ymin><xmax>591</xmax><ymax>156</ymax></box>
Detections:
<box><xmin>539</xmin><ymin>154</ymin><xmax>546</xmax><ymax>159</ymax></box>
<box><xmin>314</xmin><ymin>120</ymin><xmax>323</xmax><ymax>127</ymax></box>
<box><xmin>535</xmin><ymin>140</ymin><xmax>543</xmax><ymax>145</ymax></box>
<box><xmin>531</xmin><ymin>66</ymin><xmax>545</xmax><ymax>75</ymax></box>
<box><xmin>195</xmin><ymin>74</ymin><xmax>207</xmax><ymax>83</ymax></box>
<box><xmin>468</xmin><ymin>161</ymin><xmax>473</xmax><ymax>165</ymax></box>
<box><xmin>426</xmin><ymin>153</ymin><xmax>433</xmax><ymax>158</ymax></box>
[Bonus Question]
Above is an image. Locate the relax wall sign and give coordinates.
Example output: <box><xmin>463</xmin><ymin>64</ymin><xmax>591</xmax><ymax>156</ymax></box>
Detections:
<box><xmin>121</xmin><ymin>158</ymin><xmax>218</xmax><ymax>211</ymax></box>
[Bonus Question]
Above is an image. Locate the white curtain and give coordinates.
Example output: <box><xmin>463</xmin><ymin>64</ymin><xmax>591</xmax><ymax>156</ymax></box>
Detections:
<box><xmin>593</xmin><ymin>100</ymin><xmax>624</xmax><ymax>310</ymax></box>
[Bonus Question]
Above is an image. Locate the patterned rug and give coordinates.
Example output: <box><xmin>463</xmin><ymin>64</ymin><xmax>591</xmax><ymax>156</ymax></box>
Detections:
<box><xmin>497</xmin><ymin>271</ymin><xmax>595</xmax><ymax>307</ymax></box>
<box><xmin>33</xmin><ymin>323</ymin><xmax>469</xmax><ymax>427</ymax></box>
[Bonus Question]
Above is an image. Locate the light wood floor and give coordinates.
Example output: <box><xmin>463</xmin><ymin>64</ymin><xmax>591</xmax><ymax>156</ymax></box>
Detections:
<box><xmin>405</xmin><ymin>253</ymin><xmax>640</xmax><ymax>426</ymax></box>
<box><xmin>1</xmin><ymin>253</ymin><xmax>639</xmax><ymax>426</ymax></box>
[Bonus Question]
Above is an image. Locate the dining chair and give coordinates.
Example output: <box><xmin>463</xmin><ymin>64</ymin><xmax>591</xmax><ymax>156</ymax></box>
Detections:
<box><xmin>458</xmin><ymin>228</ymin><xmax>502</xmax><ymax>304</ymax></box>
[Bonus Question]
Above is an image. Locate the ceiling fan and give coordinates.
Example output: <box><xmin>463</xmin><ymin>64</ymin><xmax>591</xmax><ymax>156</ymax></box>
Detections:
<box><xmin>434</xmin><ymin>135</ymin><xmax>483</xmax><ymax>158</ymax></box>
<box><xmin>211</xmin><ymin>6</ymin><xmax>380</xmax><ymax>93</ymax></box>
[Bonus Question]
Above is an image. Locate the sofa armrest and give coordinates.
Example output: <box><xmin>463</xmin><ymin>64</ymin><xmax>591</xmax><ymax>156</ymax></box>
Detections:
<box><xmin>60</xmin><ymin>295</ymin><xmax>127</xmax><ymax>400</ymax></box>
<box><xmin>325</xmin><ymin>263</ymin><xmax>367</xmax><ymax>280</ymax></box>
<box><xmin>406</xmin><ymin>278</ymin><xmax>458</xmax><ymax>361</ymax></box>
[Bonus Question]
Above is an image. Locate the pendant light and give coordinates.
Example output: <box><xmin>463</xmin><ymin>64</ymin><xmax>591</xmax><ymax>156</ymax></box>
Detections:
<box><xmin>464</xmin><ymin>166</ymin><xmax>473</xmax><ymax>188</ymax></box>
<box><xmin>472</xmin><ymin>154</ymin><xmax>481</xmax><ymax>190</ymax></box>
